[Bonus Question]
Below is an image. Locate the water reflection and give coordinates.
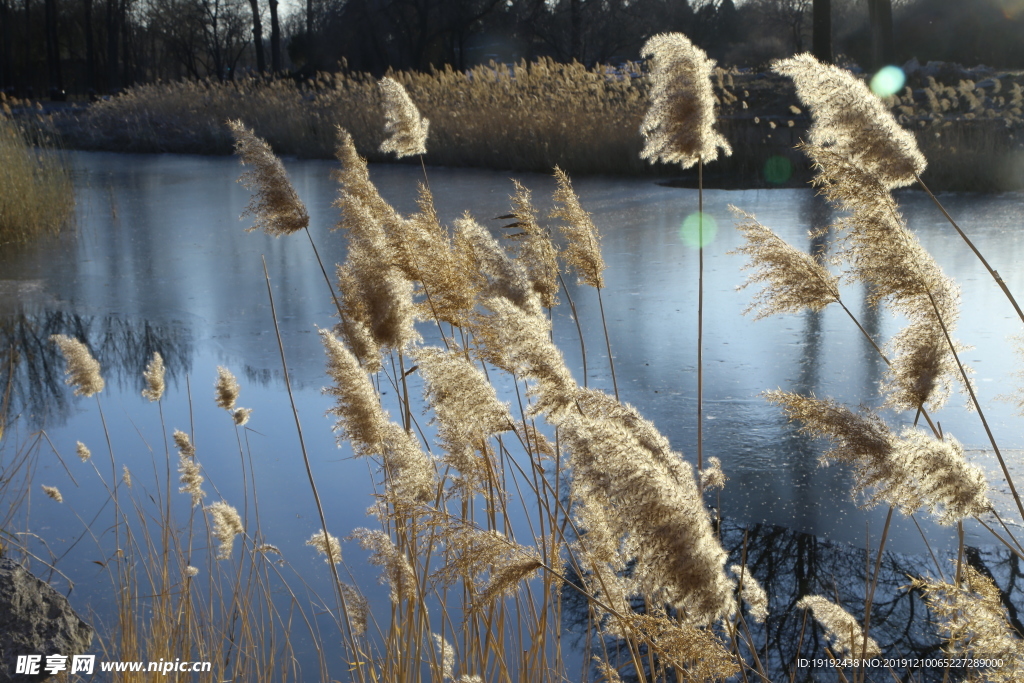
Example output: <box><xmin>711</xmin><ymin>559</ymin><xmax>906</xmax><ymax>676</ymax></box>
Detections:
<box><xmin>0</xmin><ymin>310</ymin><xmax>191</xmax><ymax>429</ymax></box>
<box><xmin>566</xmin><ymin>519</ymin><xmax>1023</xmax><ymax>682</ymax></box>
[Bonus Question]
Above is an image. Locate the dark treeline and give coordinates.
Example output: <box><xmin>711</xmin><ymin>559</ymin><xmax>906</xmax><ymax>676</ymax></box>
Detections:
<box><xmin>1</xmin><ymin>0</ymin><xmax>1023</xmax><ymax>100</ymax></box>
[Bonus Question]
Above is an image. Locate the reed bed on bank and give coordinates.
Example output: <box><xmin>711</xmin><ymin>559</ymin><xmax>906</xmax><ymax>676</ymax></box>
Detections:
<box><xmin>0</xmin><ymin>97</ymin><xmax>74</xmax><ymax>249</ymax></box>
<box><xmin>9</xmin><ymin>31</ymin><xmax>1024</xmax><ymax>683</ymax></box>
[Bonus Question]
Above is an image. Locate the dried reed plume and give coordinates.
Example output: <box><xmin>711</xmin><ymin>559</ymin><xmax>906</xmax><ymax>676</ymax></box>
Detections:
<box><xmin>797</xmin><ymin>595</ymin><xmax>881</xmax><ymax>658</ymax></box>
<box><xmin>551</xmin><ymin>167</ymin><xmax>605</xmax><ymax>289</ymax></box>
<box><xmin>557</xmin><ymin>388</ymin><xmax>735</xmax><ymax>624</ymax></box>
<box><xmin>42</xmin><ymin>485</ymin><xmax>63</xmax><ymax>503</ymax></box>
<box><xmin>767</xmin><ymin>391</ymin><xmax>991</xmax><ymax>524</ymax></box>
<box><xmin>184</xmin><ymin>565</ymin><xmax>199</xmax><ymax>577</ymax></box>
<box><xmin>456</xmin><ymin>215</ymin><xmax>537</xmax><ymax>314</ymax></box>
<box><xmin>773</xmin><ymin>53</ymin><xmax>925</xmax><ymax>189</ymax></box>
<box><xmin>732</xmin><ymin>210</ymin><xmax>840</xmax><ymax>319</ymax></box>
<box><xmin>122</xmin><ymin>465</ymin><xmax>132</xmax><ymax>488</ymax></box>
<box><xmin>912</xmin><ymin>565</ymin><xmax>1024</xmax><ymax>680</ymax></box>
<box><xmin>306</xmin><ymin>529</ymin><xmax>342</xmax><ymax>564</ymax></box>
<box><xmin>506</xmin><ymin>181</ymin><xmax>560</xmax><ymax>309</ymax></box>
<box><xmin>471</xmin><ymin>297</ymin><xmax>577</xmax><ymax>417</ymax></box>
<box><xmin>351</xmin><ymin>528</ymin><xmax>417</xmax><ymax>603</ymax></box>
<box><xmin>207</xmin><ymin>500</ymin><xmax>244</xmax><ymax>560</ymax></box>
<box><xmin>50</xmin><ymin>335</ymin><xmax>105</xmax><ymax>397</ymax></box>
<box><xmin>730</xmin><ymin>565</ymin><xmax>768</xmax><ymax>624</ymax></box>
<box><xmin>141</xmin><ymin>352</ymin><xmax>165</xmax><ymax>401</ymax></box>
<box><xmin>416</xmin><ymin>346</ymin><xmax>512</xmax><ymax>488</ymax></box>
<box><xmin>639</xmin><ymin>33</ymin><xmax>731</xmax><ymax>168</ymax></box>
<box><xmin>435</xmin><ymin>528</ymin><xmax>543</xmax><ymax>610</ymax></box>
<box><xmin>433</xmin><ymin>634</ymin><xmax>455</xmax><ymax>681</ymax></box>
<box><xmin>341</xmin><ymin>584</ymin><xmax>369</xmax><ymax>637</ymax></box>
<box><xmin>215</xmin><ymin>366</ymin><xmax>240</xmax><ymax>411</ymax></box>
<box><xmin>232</xmin><ymin>407</ymin><xmax>252</xmax><ymax>426</ymax></box>
<box><xmin>378</xmin><ymin>76</ymin><xmax>429</xmax><ymax>158</ymax></box>
<box><xmin>228</xmin><ymin>119</ymin><xmax>309</xmax><ymax>236</ymax></box>
<box><xmin>701</xmin><ymin>456</ymin><xmax>726</xmax><ymax>491</ymax></box>
<box><xmin>177</xmin><ymin>430</ymin><xmax>205</xmax><ymax>507</ymax></box>
<box><xmin>76</xmin><ymin>441</ymin><xmax>91</xmax><ymax>462</ymax></box>
<box><xmin>619</xmin><ymin>613</ymin><xmax>739</xmax><ymax>680</ymax></box>
<box><xmin>321</xmin><ymin>330</ymin><xmax>435</xmax><ymax>502</ymax></box>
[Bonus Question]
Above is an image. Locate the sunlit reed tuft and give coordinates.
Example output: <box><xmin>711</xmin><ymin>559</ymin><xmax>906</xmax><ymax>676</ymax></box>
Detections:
<box><xmin>797</xmin><ymin>595</ymin><xmax>881</xmax><ymax>658</ymax></box>
<box><xmin>730</xmin><ymin>565</ymin><xmax>768</xmax><ymax>624</ymax></box>
<box><xmin>551</xmin><ymin>167</ymin><xmax>605</xmax><ymax>289</ymax></box>
<box><xmin>76</xmin><ymin>441</ymin><xmax>91</xmax><ymax>462</ymax></box>
<box><xmin>228</xmin><ymin>119</ymin><xmax>310</xmax><ymax>236</ymax></box>
<box><xmin>207</xmin><ymin>500</ymin><xmax>244</xmax><ymax>560</ymax></box>
<box><xmin>456</xmin><ymin>214</ymin><xmax>537</xmax><ymax>314</ymax></box>
<box><xmin>42</xmin><ymin>485</ymin><xmax>63</xmax><ymax>503</ymax></box>
<box><xmin>141</xmin><ymin>352</ymin><xmax>165</xmax><ymax>401</ymax></box>
<box><xmin>506</xmin><ymin>180</ymin><xmax>560</xmax><ymax>309</ymax></box>
<box><xmin>122</xmin><ymin>465</ymin><xmax>132</xmax><ymax>488</ymax></box>
<box><xmin>639</xmin><ymin>32</ymin><xmax>731</xmax><ymax>168</ymax></box>
<box><xmin>214</xmin><ymin>366</ymin><xmax>240</xmax><ymax>411</ymax></box>
<box><xmin>378</xmin><ymin>76</ymin><xmax>429</xmax><ymax>158</ymax></box>
<box><xmin>701</xmin><ymin>456</ymin><xmax>726</xmax><ymax>491</ymax></box>
<box><xmin>232</xmin><ymin>407</ymin><xmax>252</xmax><ymax>426</ymax></box>
<box><xmin>177</xmin><ymin>432</ymin><xmax>206</xmax><ymax>507</ymax></box>
<box><xmin>306</xmin><ymin>529</ymin><xmax>342</xmax><ymax>564</ymax></box>
<box><xmin>50</xmin><ymin>335</ymin><xmax>105</xmax><ymax>397</ymax></box>
<box><xmin>351</xmin><ymin>527</ymin><xmax>417</xmax><ymax>603</ymax></box>
<box><xmin>433</xmin><ymin>633</ymin><xmax>455</xmax><ymax>681</ymax></box>
<box><xmin>773</xmin><ymin>53</ymin><xmax>926</xmax><ymax>189</ymax></box>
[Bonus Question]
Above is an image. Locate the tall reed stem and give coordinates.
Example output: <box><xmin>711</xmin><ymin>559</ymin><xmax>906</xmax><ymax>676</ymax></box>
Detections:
<box><xmin>697</xmin><ymin>156</ymin><xmax>704</xmax><ymax>472</ymax></box>
<box><xmin>596</xmin><ymin>287</ymin><xmax>617</xmax><ymax>400</ymax></box>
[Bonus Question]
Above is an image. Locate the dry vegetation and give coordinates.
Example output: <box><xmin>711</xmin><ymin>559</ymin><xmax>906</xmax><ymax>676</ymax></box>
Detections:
<box><xmin>53</xmin><ymin>59</ymin><xmax>1024</xmax><ymax>189</ymax></box>
<box><xmin>7</xmin><ymin>32</ymin><xmax>1024</xmax><ymax>683</ymax></box>
<box><xmin>0</xmin><ymin>96</ymin><xmax>74</xmax><ymax>249</ymax></box>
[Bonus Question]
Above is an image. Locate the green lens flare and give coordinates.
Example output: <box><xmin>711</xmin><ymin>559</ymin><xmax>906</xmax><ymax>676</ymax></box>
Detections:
<box><xmin>870</xmin><ymin>65</ymin><xmax>906</xmax><ymax>97</ymax></box>
<box><xmin>679</xmin><ymin>212</ymin><xmax>718</xmax><ymax>248</ymax></box>
<box><xmin>764</xmin><ymin>155</ymin><xmax>793</xmax><ymax>184</ymax></box>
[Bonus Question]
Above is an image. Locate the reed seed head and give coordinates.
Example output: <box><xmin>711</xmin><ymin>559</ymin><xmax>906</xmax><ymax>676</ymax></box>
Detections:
<box><xmin>640</xmin><ymin>33</ymin><xmax>731</xmax><ymax>168</ymax></box>
<box><xmin>433</xmin><ymin>634</ymin><xmax>455</xmax><ymax>681</ymax></box>
<box><xmin>173</xmin><ymin>429</ymin><xmax>195</xmax><ymax>458</ymax></box>
<box><xmin>351</xmin><ymin>528</ymin><xmax>416</xmax><ymax>604</ymax></box>
<box><xmin>507</xmin><ymin>181</ymin><xmax>559</xmax><ymax>309</ymax></box>
<box><xmin>178</xmin><ymin>445</ymin><xmax>206</xmax><ymax>507</ymax></box>
<box><xmin>141</xmin><ymin>351</ymin><xmax>165</xmax><ymax>401</ymax></box>
<box><xmin>730</xmin><ymin>565</ymin><xmax>768</xmax><ymax>624</ymax></box>
<box><xmin>214</xmin><ymin>366</ymin><xmax>240</xmax><ymax>411</ymax></box>
<box><xmin>701</xmin><ymin>456</ymin><xmax>727</xmax><ymax>491</ymax></box>
<box><xmin>798</xmin><ymin>595</ymin><xmax>880</xmax><ymax>658</ymax></box>
<box><xmin>228</xmin><ymin>119</ymin><xmax>309</xmax><ymax>236</ymax></box>
<box><xmin>50</xmin><ymin>335</ymin><xmax>105</xmax><ymax>397</ymax></box>
<box><xmin>76</xmin><ymin>441</ymin><xmax>91</xmax><ymax>462</ymax></box>
<box><xmin>378</xmin><ymin>76</ymin><xmax>429</xmax><ymax>158</ymax></box>
<box><xmin>122</xmin><ymin>465</ymin><xmax>132</xmax><ymax>488</ymax></box>
<box><xmin>208</xmin><ymin>501</ymin><xmax>243</xmax><ymax>560</ymax></box>
<box><xmin>456</xmin><ymin>214</ymin><xmax>538</xmax><ymax>315</ymax></box>
<box><xmin>773</xmin><ymin>54</ymin><xmax>925</xmax><ymax>189</ymax></box>
<box><xmin>42</xmin><ymin>485</ymin><xmax>62</xmax><ymax>503</ymax></box>
<box><xmin>551</xmin><ymin>167</ymin><xmax>605</xmax><ymax>289</ymax></box>
<box><xmin>232</xmin><ymin>407</ymin><xmax>252</xmax><ymax>426</ymax></box>
<box><xmin>185</xmin><ymin>565</ymin><xmax>199</xmax><ymax>577</ymax></box>
<box><xmin>306</xmin><ymin>529</ymin><xmax>342</xmax><ymax>564</ymax></box>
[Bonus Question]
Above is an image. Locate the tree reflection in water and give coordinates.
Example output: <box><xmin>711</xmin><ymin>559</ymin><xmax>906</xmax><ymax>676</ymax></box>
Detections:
<box><xmin>564</xmin><ymin>519</ymin><xmax>1024</xmax><ymax>682</ymax></box>
<box><xmin>0</xmin><ymin>310</ymin><xmax>191</xmax><ymax>429</ymax></box>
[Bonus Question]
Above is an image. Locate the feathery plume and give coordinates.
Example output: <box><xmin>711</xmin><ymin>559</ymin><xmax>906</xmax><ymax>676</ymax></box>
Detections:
<box><xmin>177</xmin><ymin>434</ymin><xmax>206</xmax><ymax>507</ymax></box>
<box><xmin>214</xmin><ymin>366</ymin><xmax>240</xmax><ymax>411</ymax></box>
<box><xmin>912</xmin><ymin>565</ymin><xmax>1024</xmax><ymax>680</ymax></box>
<box><xmin>456</xmin><ymin>215</ymin><xmax>537</xmax><ymax>314</ymax></box>
<box><xmin>619</xmin><ymin>613</ymin><xmax>739</xmax><ymax>680</ymax></box>
<box><xmin>341</xmin><ymin>584</ymin><xmax>369</xmax><ymax>637</ymax></box>
<box><xmin>471</xmin><ymin>297</ymin><xmax>577</xmax><ymax>417</ymax></box>
<box><xmin>730</xmin><ymin>565</ymin><xmax>768</xmax><ymax>624</ymax></box>
<box><xmin>185</xmin><ymin>565</ymin><xmax>199</xmax><ymax>577</ymax></box>
<box><xmin>351</xmin><ymin>528</ymin><xmax>416</xmax><ymax>603</ymax></box>
<box><xmin>232</xmin><ymin>407</ymin><xmax>252</xmax><ymax>426</ymax></box>
<box><xmin>50</xmin><ymin>335</ymin><xmax>104</xmax><ymax>397</ymax></box>
<box><xmin>42</xmin><ymin>485</ymin><xmax>62</xmax><ymax>503</ymax></box>
<box><xmin>306</xmin><ymin>529</ymin><xmax>342</xmax><ymax>564</ymax></box>
<box><xmin>506</xmin><ymin>181</ymin><xmax>559</xmax><ymax>309</ymax></box>
<box><xmin>228</xmin><ymin>119</ymin><xmax>309</xmax><ymax>236</ymax></box>
<box><xmin>767</xmin><ymin>391</ymin><xmax>990</xmax><ymax>524</ymax></box>
<box><xmin>557</xmin><ymin>394</ymin><xmax>734</xmax><ymax>624</ymax></box>
<box><xmin>256</xmin><ymin>543</ymin><xmax>281</xmax><ymax>555</ymax></box>
<box><xmin>701</xmin><ymin>456</ymin><xmax>727</xmax><ymax>491</ymax></box>
<box><xmin>433</xmin><ymin>634</ymin><xmax>455</xmax><ymax>681</ymax></box>
<box><xmin>208</xmin><ymin>501</ymin><xmax>244</xmax><ymax>560</ymax></box>
<box><xmin>731</xmin><ymin>209</ymin><xmax>840</xmax><ymax>319</ymax></box>
<box><xmin>797</xmin><ymin>595</ymin><xmax>881</xmax><ymax>658</ymax></box>
<box><xmin>416</xmin><ymin>346</ymin><xmax>512</xmax><ymax>487</ymax></box>
<box><xmin>141</xmin><ymin>352</ymin><xmax>165</xmax><ymax>401</ymax></box>
<box><xmin>773</xmin><ymin>53</ymin><xmax>925</xmax><ymax>189</ymax></box>
<box><xmin>378</xmin><ymin>76</ymin><xmax>429</xmax><ymax>158</ymax></box>
<box><xmin>640</xmin><ymin>33</ymin><xmax>731</xmax><ymax>168</ymax></box>
<box><xmin>173</xmin><ymin>429</ymin><xmax>195</xmax><ymax>458</ymax></box>
<box><xmin>122</xmin><ymin>465</ymin><xmax>132</xmax><ymax>488</ymax></box>
<box><xmin>551</xmin><ymin>167</ymin><xmax>605</xmax><ymax>289</ymax></box>
<box><xmin>76</xmin><ymin>441</ymin><xmax>91</xmax><ymax>462</ymax></box>
<box><xmin>321</xmin><ymin>330</ymin><xmax>435</xmax><ymax>502</ymax></box>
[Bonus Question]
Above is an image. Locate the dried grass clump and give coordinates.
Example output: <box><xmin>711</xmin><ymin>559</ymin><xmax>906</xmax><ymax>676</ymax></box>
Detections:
<box><xmin>0</xmin><ymin>111</ymin><xmax>73</xmax><ymax>248</ymax></box>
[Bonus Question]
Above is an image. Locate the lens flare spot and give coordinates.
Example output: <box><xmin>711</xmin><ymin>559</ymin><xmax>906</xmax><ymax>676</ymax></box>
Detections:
<box><xmin>871</xmin><ymin>65</ymin><xmax>906</xmax><ymax>98</ymax></box>
<box><xmin>680</xmin><ymin>212</ymin><xmax>719</xmax><ymax>248</ymax></box>
<box><xmin>764</xmin><ymin>155</ymin><xmax>793</xmax><ymax>184</ymax></box>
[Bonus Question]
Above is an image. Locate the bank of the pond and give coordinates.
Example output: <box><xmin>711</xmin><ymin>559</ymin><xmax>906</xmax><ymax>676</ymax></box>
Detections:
<box><xmin>46</xmin><ymin>61</ymin><xmax>1024</xmax><ymax>191</ymax></box>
